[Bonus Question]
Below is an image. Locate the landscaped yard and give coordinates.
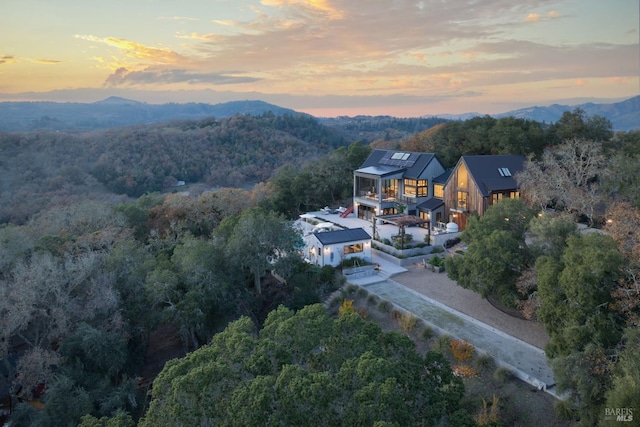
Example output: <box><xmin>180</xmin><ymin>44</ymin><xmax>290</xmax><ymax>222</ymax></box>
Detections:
<box><xmin>327</xmin><ymin>285</ymin><xmax>575</xmax><ymax>427</ymax></box>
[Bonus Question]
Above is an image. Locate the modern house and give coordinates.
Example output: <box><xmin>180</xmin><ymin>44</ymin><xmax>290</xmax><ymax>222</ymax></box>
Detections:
<box><xmin>305</xmin><ymin>228</ymin><xmax>372</xmax><ymax>267</ymax></box>
<box><xmin>416</xmin><ymin>169</ymin><xmax>451</xmax><ymax>229</ymax></box>
<box><xmin>353</xmin><ymin>150</ymin><xmax>446</xmax><ymax>223</ymax></box>
<box><xmin>443</xmin><ymin>155</ymin><xmax>526</xmax><ymax>230</ymax></box>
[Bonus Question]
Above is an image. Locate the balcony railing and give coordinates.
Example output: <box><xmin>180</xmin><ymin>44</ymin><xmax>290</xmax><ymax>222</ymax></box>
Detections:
<box><xmin>356</xmin><ymin>191</ymin><xmax>416</xmax><ymax>206</ymax></box>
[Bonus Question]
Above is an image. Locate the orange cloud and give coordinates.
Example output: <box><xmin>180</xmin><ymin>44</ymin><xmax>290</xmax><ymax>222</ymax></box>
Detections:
<box><xmin>260</xmin><ymin>0</ymin><xmax>344</xmax><ymax>19</ymax></box>
<box><xmin>410</xmin><ymin>52</ymin><xmax>427</xmax><ymax>62</ymax></box>
<box><xmin>0</xmin><ymin>55</ymin><xmax>17</xmax><ymax>65</ymax></box>
<box><xmin>32</xmin><ymin>59</ymin><xmax>62</xmax><ymax>64</ymax></box>
<box><xmin>526</xmin><ymin>13</ymin><xmax>540</xmax><ymax>22</ymax></box>
<box><xmin>75</xmin><ymin>35</ymin><xmax>183</xmax><ymax>64</ymax></box>
<box><xmin>575</xmin><ymin>79</ymin><xmax>586</xmax><ymax>87</ymax></box>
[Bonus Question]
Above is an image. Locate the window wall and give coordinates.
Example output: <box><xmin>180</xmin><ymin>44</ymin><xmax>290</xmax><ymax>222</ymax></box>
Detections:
<box><xmin>382</xmin><ymin>179</ymin><xmax>398</xmax><ymax>199</ymax></box>
<box><xmin>404</xmin><ymin>179</ymin><xmax>428</xmax><ymax>197</ymax></box>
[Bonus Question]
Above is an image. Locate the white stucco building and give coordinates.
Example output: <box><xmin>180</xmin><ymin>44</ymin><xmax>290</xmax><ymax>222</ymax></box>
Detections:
<box><xmin>305</xmin><ymin>228</ymin><xmax>372</xmax><ymax>267</ymax></box>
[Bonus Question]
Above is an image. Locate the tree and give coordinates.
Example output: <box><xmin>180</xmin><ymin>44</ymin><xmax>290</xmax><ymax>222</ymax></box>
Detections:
<box><xmin>547</xmin><ymin>108</ymin><xmax>613</xmax><ymax>144</ymax></box>
<box><xmin>527</xmin><ymin>212</ymin><xmax>578</xmax><ymax>259</ymax></box>
<box><xmin>537</xmin><ymin>233</ymin><xmax>625</xmax><ymax>358</ymax></box>
<box><xmin>605</xmin><ymin>201</ymin><xmax>640</xmax><ymax>327</ymax></box>
<box><xmin>603</xmin><ymin>329</ymin><xmax>640</xmax><ymax>423</ymax></box>
<box><xmin>446</xmin><ymin>229</ymin><xmax>525</xmax><ymax>305</ymax></box>
<box><xmin>517</xmin><ymin>138</ymin><xmax>609</xmax><ymax>223</ymax></box>
<box><xmin>222</xmin><ymin>207</ymin><xmax>302</xmax><ymax>295</ymax></box>
<box><xmin>139</xmin><ymin>304</ymin><xmax>469</xmax><ymax>426</ymax></box>
<box><xmin>446</xmin><ymin>198</ymin><xmax>533</xmax><ymax>305</ymax></box>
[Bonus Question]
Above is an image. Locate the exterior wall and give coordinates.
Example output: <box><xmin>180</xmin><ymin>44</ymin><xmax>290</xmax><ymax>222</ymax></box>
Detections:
<box><xmin>353</xmin><ymin>156</ymin><xmax>446</xmax><ymax>221</ymax></box>
<box><xmin>306</xmin><ymin>235</ymin><xmax>372</xmax><ymax>267</ymax></box>
<box><xmin>443</xmin><ymin>160</ymin><xmax>486</xmax><ymax>231</ymax></box>
<box><xmin>419</xmin><ymin>159</ymin><xmax>447</xmax><ymax>198</ymax></box>
<box><xmin>443</xmin><ymin>159</ymin><xmax>521</xmax><ymax>231</ymax></box>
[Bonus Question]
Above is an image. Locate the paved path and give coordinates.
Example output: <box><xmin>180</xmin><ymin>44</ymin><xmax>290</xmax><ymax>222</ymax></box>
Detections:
<box><xmin>347</xmin><ymin>263</ymin><xmax>556</xmax><ymax>392</ymax></box>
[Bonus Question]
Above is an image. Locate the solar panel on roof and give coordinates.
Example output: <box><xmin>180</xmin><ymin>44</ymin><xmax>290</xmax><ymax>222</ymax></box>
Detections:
<box><xmin>380</xmin><ymin>151</ymin><xmax>417</xmax><ymax>167</ymax></box>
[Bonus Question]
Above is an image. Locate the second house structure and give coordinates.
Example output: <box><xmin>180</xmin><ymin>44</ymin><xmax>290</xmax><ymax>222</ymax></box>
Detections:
<box><xmin>443</xmin><ymin>154</ymin><xmax>526</xmax><ymax>230</ymax></box>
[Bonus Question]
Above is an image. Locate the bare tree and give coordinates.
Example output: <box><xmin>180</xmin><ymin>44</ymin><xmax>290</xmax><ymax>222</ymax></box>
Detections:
<box><xmin>516</xmin><ymin>138</ymin><xmax>608</xmax><ymax>223</ymax></box>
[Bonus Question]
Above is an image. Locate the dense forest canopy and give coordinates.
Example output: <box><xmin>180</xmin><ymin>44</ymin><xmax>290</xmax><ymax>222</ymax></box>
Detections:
<box><xmin>2</xmin><ymin>106</ymin><xmax>640</xmax><ymax>425</ymax></box>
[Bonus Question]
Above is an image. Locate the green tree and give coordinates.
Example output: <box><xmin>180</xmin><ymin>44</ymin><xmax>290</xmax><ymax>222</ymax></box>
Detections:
<box><xmin>446</xmin><ymin>198</ymin><xmax>533</xmax><ymax>305</ymax></box>
<box><xmin>547</xmin><ymin>108</ymin><xmax>613</xmax><ymax>144</ymax></box>
<box><xmin>527</xmin><ymin>212</ymin><xmax>578</xmax><ymax>259</ymax></box>
<box><xmin>222</xmin><ymin>207</ymin><xmax>302</xmax><ymax>295</ymax></box>
<box><xmin>603</xmin><ymin>329</ymin><xmax>640</xmax><ymax>424</ymax></box>
<box><xmin>537</xmin><ymin>233</ymin><xmax>625</xmax><ymax>358</ymax></box>
<box><xmin>139</xmin><ymin>304</ymin><xmax>469</xmax><ymax>426</ymax></box>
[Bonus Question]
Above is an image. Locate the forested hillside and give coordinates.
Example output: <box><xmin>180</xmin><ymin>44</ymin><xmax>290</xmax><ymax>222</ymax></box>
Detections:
<box><xmin>0</xmin><ymin>98</ymin><xmax>303</xmax><ymax>132</ymax></box>
<box><xmin>2</xmin><ymin>105</ymin><xmax>640</xmax><ymax>425</ymax></box>
<box><xmin>0</xmin><ymin>113</ymin><xmax>345</xmax><ymax>224</ymax></box>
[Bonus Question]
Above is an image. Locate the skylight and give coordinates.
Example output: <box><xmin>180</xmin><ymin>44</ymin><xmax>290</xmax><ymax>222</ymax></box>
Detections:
<box><xmin>391</xmin><ymin>152</ymin><xmax>411</xmax><ymax>160</ymax></box>
<box><xmin>498</xmin><ymin>167</ymin><xmax>512</xmax><ymax>177</ymax></box>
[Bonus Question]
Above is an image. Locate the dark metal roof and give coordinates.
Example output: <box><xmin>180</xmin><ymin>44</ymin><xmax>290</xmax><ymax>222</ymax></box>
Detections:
<box><xmin>359</xmin><ymin>149</ymin><xmax>438</xmax><ymax>180</ymax></box>
<box><xmin>459</xmin><ymin>155</ymin><xmax>526</xmax><ymax>197</ymax></box>
<box><xmin>416</xmin><ymin>198</ymin><xmax>445</xmax><ymax>211</ymax></box>
<box><xmin>433</xmin><ymin>169</ymin><xmax>452</xmax><ymax>184</ymax></box>
<box><xmin>313</xmin><ymin>227</ymin><xmax>371</xmax><ymax>245</ymax></box>
<box><xmin>355</xmin><ymin>165</ymin><xmax>405</xmax><ymax>177</ymax></box>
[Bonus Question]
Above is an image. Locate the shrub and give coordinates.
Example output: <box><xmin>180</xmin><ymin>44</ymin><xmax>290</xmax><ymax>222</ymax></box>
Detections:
<box><xmin>355</xmin><ymin>287</ymin><xmax>368</xmax><ymax>299</ymax></box>
<box><xmin>366</xmin><ymin>294</ymin><xmax>379</xmax><ymax>306</ymax></box>
<box><xmin>445</xmin><ymin>237</ymin><xmax>461</xmax><ymax>248</ymax></box>
<box><xmin>339</xmin><ymin>299</ymin><xmax>354</xmax><ymax>316</ymax></box>
<box><xmin>431</xmin><ymin>246</ymin><xmax>444</xmax><ymax>254</ymax></box>
<box><xmin>355</xmin><ymin>307</ymin><xmax>369</xmax><ymax>319</ymax></box>
<box><xmin>450</xmin><ymin>339</ymin><xmax>474</xmax><ymax>363</ymax></box>
<box><xmin>554</xmin><ymin>399</ymin><xmax>576</xmax><ymax>421</ymax></box>
<box><xmin>474</xmin><ymin>353</ymin><xmax>495</xmax><ymax>372</ymax></box>
<box><xmin>328</xmin><ymin>294</ymin><xmax>343</xmax><ymax>309</ymax></box>
<box><xmin>428</xmin><ymin>256</ymin><xmax>444</xmax><ymax>267</ymax></box>
<box><xmin>398</xmin><ymin>312</ymin><xmax>418</xmax><ymax>333</ymax></box>
<box><xmin>452</xmin><ymin>364</ymin><xmax>478</xmax><ymax>379</ymax></box>
<box><xmin>377</xmin><ymin>300</ymin><xmax>392</xmax><ymax>313</ymax></box>
<box><xmin>434</xmin><ymin>334</ymin><xmax>452</xmax><ymax>353</ymax></box>
<box><xmin>474</xmin><ymin>394</ymin><xmax>500</xmax><ymax>425</ymax></box>
<box><xmin>391</xmin><ymin>309</ymin><xmax>402</xmax><ymax>320</ymax></box>
<box><xmin>421</xmin><ymin>325</ymin><xmax>435</xmax><ymax>340</ymax></box>
<box><xmin>493</xmin><ymin>366</ymin><xmax>513</xmax><ymax>383</ymax></box>
<box><xmin>345</xmin><ymin>284</ymin><xmax>358</xmax><ymax>296</ymax></box>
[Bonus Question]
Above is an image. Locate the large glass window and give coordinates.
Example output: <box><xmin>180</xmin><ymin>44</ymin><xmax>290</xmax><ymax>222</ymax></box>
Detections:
<box><xmin>457</xmin><ymin>191</ymin><xmax>468</xmax><ymax>210</ymax></box>
<box><xmin>404</xmin><ymin>179</ymin><xmax>428</xmax><ymax>197</ymax></box>
<box><xmin>382</xmin><ymin>179</ymin><xmax>398</xmax><ymax>199</ymax></box>
<box><xmin>433</xmin><ymin>184</ymin><xmax>444</xmax><ymax>198</ymax></box>
<box><xmin>356</xmin><ymin>176</ymin><xmax>378</xmax><ymax>199</ymax></box>
<box><xmin>457</xmin><ymin>163</ymin><xmax>468</xmax><ymax>189</ymax></box>
<box><xmin>344</xmin><ymin>243</ymin><xmax>364</xmax><ymax>254</ymax></box>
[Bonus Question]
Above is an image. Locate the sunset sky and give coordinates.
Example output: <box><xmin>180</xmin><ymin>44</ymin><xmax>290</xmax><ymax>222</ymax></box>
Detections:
<box><xmin>1</xmin><ymin>0</ymin><xmax>638</xmax><ymax>117</ymax></box>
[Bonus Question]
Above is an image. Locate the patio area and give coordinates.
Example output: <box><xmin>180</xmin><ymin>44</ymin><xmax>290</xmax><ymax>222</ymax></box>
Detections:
<box><xmin>298</xmin><ymin>210</ymin><xmax>432</xmax><ymax>245</ymax></box>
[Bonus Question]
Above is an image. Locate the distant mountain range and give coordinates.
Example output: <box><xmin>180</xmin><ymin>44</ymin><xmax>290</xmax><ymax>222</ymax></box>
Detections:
<box><xmin>432</xmin><ymin>95</ymin><xmax>640</xmax><ymax>131</ymax></box>
<box><xmin>0</xmin><ymin>97</ymin><xmax>302</xmax><ymax>132</ymax></box>
<box><xmin>0</xmin><ymin>95</ymin><xmax>638</xmax><ymax>133</ymax></box>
